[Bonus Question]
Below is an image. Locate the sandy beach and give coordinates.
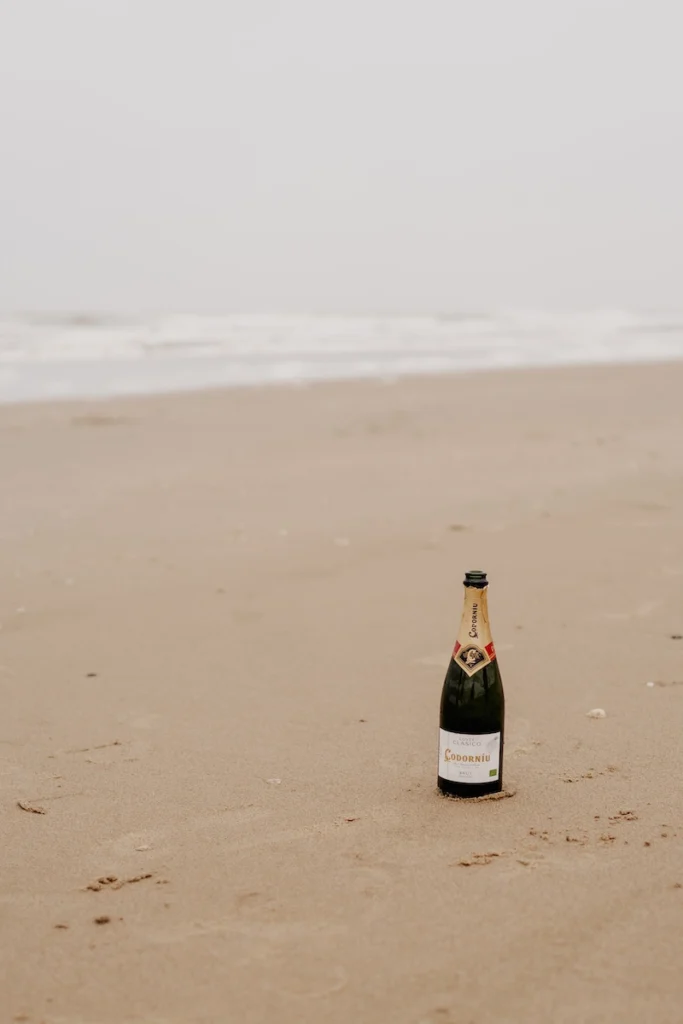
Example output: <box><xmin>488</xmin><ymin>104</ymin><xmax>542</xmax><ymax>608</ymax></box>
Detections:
<box><xmin>1</xmin><ymin>360</ymin><xmax>683</xmax><ymax>1024</ymax></box>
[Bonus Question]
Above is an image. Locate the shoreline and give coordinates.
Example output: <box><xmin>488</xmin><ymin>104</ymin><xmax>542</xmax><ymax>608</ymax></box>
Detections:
<box><xmin>2</xmin><ymin>351</ymin><xmax>683</xmax><ymax>411</ymax></box>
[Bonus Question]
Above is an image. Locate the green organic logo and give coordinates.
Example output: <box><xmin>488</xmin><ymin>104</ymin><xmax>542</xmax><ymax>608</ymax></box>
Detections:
<box><xmin>489</xmin><ymin>769</ymin><xmax>498</xmax><ymax>778</ymax></box>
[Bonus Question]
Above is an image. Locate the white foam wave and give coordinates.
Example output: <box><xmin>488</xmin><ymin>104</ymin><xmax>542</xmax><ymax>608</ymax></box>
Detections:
<box><xmin>0</xmin><ymin>311</ymin><xmax>682</xmax><ymax>403</ymax></box>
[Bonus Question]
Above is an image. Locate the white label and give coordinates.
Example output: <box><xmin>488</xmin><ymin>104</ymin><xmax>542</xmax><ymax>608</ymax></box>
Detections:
<box><xmin>438</xmin><ymin>730</ymin><xmax>501</xmax><ymax>784</ymax></box>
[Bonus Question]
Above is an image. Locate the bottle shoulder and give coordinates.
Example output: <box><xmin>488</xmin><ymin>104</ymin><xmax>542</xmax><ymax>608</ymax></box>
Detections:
<box><xmin>441</xmin><ymin>660</ymin><xmax>504</xmax><ymax>691</ymax></box>
<box><xmin>440</xmin><ymin>660</ymin><xmax>504</xmax><ymax>732</ymax></box>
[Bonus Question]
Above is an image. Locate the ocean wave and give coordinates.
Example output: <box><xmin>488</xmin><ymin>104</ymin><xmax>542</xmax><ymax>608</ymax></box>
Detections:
<box><xmin>0</xmin><ymin>311</ymin><xmax>682</xmax><ymax>403</ymax></box>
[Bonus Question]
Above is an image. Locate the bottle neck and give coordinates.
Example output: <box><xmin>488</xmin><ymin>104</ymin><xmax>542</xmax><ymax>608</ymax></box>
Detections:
<box><xmin>460</xmin><ymin>585</ymin><xmax>491</xmax><ymax>639</ymax></box>
<box><xmin>452</xmin><ymin>585</ymin><xmax>497</xmax><ymax>675</ymax></box>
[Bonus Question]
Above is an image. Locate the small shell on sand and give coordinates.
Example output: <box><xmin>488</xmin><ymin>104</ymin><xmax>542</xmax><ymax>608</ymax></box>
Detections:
<box><xmin>586</xmin><ymin>708</ymin><xmax>607</xmax><ymax>719</ymax></box>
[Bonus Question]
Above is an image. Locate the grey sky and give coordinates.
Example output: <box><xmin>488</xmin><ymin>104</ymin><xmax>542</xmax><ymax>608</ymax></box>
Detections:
<box><xmin>1</xmin><ymin>0</ymin><xmax>681</xmax><ymax>313</ymax></box>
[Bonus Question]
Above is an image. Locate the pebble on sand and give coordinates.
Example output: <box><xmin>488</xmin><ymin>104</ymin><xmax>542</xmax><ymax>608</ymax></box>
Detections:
<box><xmin>586</xmin><ymin>708</ymin><xmax>607</xmax><ymax>719</ymax></box>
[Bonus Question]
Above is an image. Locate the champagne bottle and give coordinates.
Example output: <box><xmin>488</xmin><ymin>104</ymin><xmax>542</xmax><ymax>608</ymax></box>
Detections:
<box><xmin>438</xmin><ymin>570</ymin><xmax>505</xmax><ymax>797</ymax></box>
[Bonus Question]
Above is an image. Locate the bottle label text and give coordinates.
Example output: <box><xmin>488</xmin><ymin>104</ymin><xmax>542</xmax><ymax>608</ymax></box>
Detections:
<box><xmin>438</xmin><ymin>730</ymin><xmax>501</xmax><ymax>784</ymax></box>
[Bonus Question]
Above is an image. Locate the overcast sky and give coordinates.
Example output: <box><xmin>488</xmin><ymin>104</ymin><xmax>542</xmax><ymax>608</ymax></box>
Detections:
<box><xmin>1</xmin><ymin>0</ymin><xmax>681</xmax><ymax>314</ymax></box>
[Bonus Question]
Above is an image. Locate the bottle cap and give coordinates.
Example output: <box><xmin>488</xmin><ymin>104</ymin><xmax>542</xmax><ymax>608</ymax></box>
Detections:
<box><xmin>464</xmin><ymin>570</ymin><xmax>488</xmax><ymax>588</ymax></box>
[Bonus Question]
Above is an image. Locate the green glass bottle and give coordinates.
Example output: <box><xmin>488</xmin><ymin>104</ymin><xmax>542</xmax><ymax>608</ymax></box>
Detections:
<box><xmin>438</xmin><ymin>570</ymin><xmax>505</xmax><ymax>798</ymax></box>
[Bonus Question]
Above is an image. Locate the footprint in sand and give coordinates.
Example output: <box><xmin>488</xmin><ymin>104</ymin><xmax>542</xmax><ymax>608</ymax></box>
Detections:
<box><xmin>83</xmin><ymin>738</ymin><xmax>151</xmax><ymax>764</ymax></box>
<box><xmin>235</xmin><ymin>855</ymin><xmax>400</xmax><ymax>932</ymax></box>
<box><xmin>455</xmin><ymin>820</ymin><xmax>629</xmax><ymax>876</ymax></box>
<box><xmin>334</xmin><ymin>861</ymin><xmax>401</xmax><ymax>924</ymax></box>
<box><xmin>105</xmin><ymin>804</ymin><xmax>270</xmax><ymax>861</ymax></box>
<box><xmin>453</xmin><ymin>847</ymin><xmax>547</xmax><ymax>874</ymax></box>
<box><xmin>54</xmin><ymin>739</ymin><xmax>145</xmax><ymax>765</ymax></box>
<box><xmin>188</xmin><ymin>914</ymin><xmax>350</xmax><ymax>1000</ymax></box>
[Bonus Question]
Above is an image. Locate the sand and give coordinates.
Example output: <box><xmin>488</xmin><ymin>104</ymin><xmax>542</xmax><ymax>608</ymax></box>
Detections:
<box><xmin>1</xmin><ymin>361</ymin><xmax>682</xmax><ymax>1024</ymax></box>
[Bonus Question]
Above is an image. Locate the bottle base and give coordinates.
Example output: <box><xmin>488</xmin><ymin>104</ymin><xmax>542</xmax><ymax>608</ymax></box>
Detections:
<box><xmin>437</xmin><ymin>777</ymin><xmax>503</xmax><ymax>799</ymax></box>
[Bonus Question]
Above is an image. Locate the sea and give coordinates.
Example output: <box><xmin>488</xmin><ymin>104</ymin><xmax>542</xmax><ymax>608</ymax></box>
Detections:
<box><xmin>1</xmin><ymin>310</ymin><xmax>683</xmax><ymax>404</ymax></box>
